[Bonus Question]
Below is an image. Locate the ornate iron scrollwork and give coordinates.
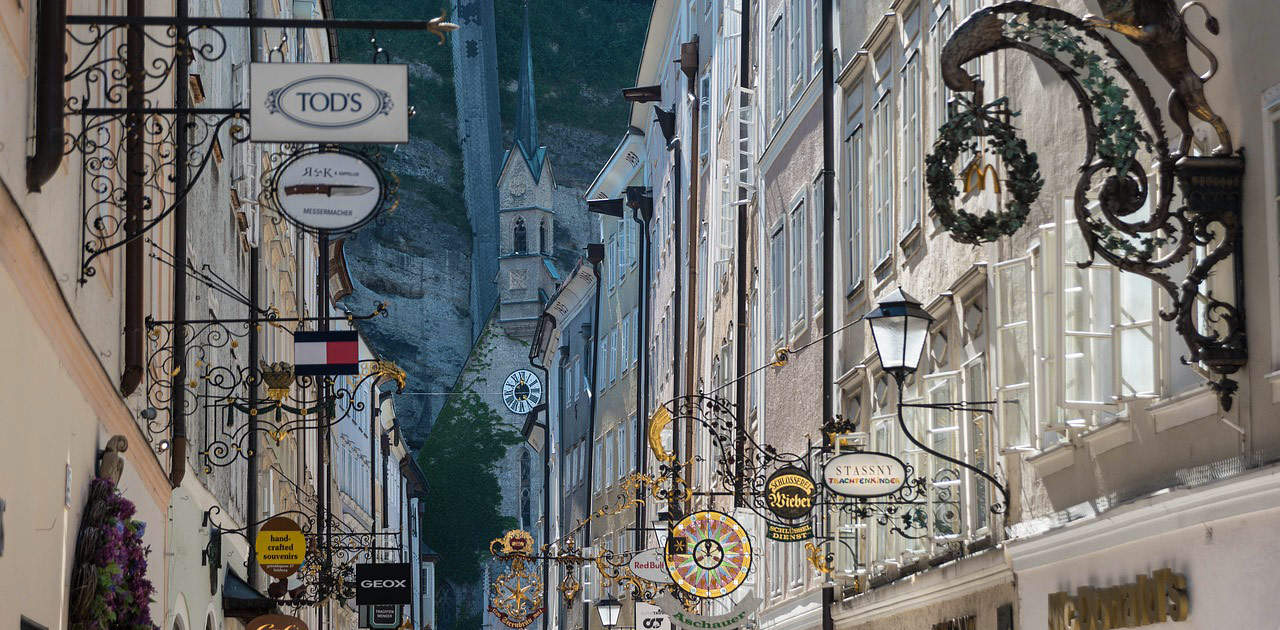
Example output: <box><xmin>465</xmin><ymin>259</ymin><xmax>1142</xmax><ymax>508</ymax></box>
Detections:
<box><xmin>933</xmin><ymin>1</ymin><xmax>1246</xmax><ymax>408</ymax></box>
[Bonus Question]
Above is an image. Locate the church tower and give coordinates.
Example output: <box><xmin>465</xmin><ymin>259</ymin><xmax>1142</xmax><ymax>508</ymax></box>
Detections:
<box><xmin>495</xmin><ymin>2</ymin><xmax>558</xmax><ymax>339</ymax></box>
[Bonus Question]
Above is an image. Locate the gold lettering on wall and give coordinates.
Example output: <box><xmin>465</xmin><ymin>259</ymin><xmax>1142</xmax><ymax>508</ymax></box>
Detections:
<box><xmin>1048</xmin><ymin>569</ymin><xmax>1190</xmax><ymax>630</ymax></box>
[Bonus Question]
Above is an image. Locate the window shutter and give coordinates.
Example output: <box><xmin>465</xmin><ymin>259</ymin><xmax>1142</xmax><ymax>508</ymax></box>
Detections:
<box><xmin>993</xmin><ymin>256</ymin><xmax>1035</xmax><ymax>449</ymax></box>
<box><xmin>1058</xmin><ymin>212</ymin><xmax>1117</xmax><ymax>409</ymax></box>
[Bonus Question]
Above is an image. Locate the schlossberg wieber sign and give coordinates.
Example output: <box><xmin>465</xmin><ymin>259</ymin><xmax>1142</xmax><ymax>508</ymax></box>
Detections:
<box><xmin>821</xmin><ymin>452</ymin><xmax>908</xmax><ymax>497</ymax></box>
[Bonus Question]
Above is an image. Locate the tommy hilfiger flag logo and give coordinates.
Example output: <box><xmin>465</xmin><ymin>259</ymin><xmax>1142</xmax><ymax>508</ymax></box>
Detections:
<box><xmin>293</xmin><ymin>330</ymin><xmax>360</xmax><ymax>375</ymax></box>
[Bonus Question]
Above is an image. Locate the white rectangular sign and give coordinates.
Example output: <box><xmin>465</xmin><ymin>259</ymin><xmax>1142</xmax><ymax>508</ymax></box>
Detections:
<box><xmin>250</xmin><ymin>63</ymin><xmax>409</xmax><ymax>143</ymax></box>
<box><xmin>636</xmin><ymin>602</ymin><xmax>669</xmax><ymax>630</ymax></box>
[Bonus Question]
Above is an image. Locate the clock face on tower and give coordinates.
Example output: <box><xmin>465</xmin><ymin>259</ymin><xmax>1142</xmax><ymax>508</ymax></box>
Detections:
<box><xmin>503</xmin><ymin>369</ymin><xmax>543</xmax><ymax>414</ymax></box>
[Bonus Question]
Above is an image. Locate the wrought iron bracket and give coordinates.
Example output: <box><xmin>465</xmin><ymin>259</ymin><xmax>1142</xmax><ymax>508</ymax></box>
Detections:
<box><xmin>935</xmin><ymin>2</ymin><xmax>1247</xmax><ymax>409</ymax></box>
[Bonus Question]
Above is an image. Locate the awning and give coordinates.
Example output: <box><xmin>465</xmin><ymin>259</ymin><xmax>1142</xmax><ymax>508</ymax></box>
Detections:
<box><xmin>223</xmin><ymin>569</ymin><xmax>278</xmax><ymax>622</ymax></box>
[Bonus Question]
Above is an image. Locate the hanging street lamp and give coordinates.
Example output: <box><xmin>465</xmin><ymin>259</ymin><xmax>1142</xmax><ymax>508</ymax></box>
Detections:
<box><xmin>596</xmin><ymin>594</ymin><xmax>623</xmax><ymax>630</ymax></box>
<box><xmin>864</xmin><ymin>287</ymin><xmax>934</xmax><ymax>384</ymax></box>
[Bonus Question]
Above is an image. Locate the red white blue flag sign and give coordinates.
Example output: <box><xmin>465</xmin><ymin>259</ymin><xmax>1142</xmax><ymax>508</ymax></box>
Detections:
<box><xmin>293</xmin><ymin>330</ymin><xmax>360</xmax><ymax>376</ymax></box>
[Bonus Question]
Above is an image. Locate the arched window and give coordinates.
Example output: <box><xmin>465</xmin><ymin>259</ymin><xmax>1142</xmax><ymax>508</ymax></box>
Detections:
<box><xmin>514</xmin><ymin>218</ymin><xmax>528</xmax><ymax>254</ymax></box>
<box><xmin>519</xmin><ymin>449</ymin><xmax>532</xmax><ymax>527</ymax></box>
<box><xmin>539</xmin><ymin>219</ymin><xmax>548</xmax><ymax>254</ymax></box>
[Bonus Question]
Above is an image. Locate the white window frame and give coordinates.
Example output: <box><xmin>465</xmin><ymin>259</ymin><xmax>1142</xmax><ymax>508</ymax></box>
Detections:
<box><xmin>900</xmin><ymin>49</ymin><xmax>922</xmax><ymax>238</ymax></box>
<box><xmin>846</xmin><ymin>114</ymin><xmax>865</xmax><ymax>293</ymax></box>
<box><xmin>870</xmin><ymin>85</ymin><xmax>894</xmax><ymax>266</ymax></box>
<box><xmin>770</xmin><ymin>224</ymin><xmax>787</xmax><ymax>344</ymax></box>
<box><xmin>811</xmin><ymin>172</ymin><xmax>825</xmax><ymax>317</ymax></box>
<box><xmin>789</xmin><ymin>198</ymin><xmax>808</xmax><ymax>330</ymax></box>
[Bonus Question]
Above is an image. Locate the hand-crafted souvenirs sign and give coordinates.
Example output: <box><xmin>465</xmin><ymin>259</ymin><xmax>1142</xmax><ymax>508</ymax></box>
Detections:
<box><xmin>764</xmin><ymin>466</ymin><xmax>815</xmax><ymax>520</ymax></box>
<box><xmin>255</xmin><ymin>516</ymin><xmax>306</xmax><ymax>579</ymax></box>
<box><xmin>665</xmin><ymin>511</ymin><xmax>752</xmax><ymax>598</ymax></box>
<box><xmin>248</xmin><ymin>614</ymin><xmax>308</xmax><ymax>630</ymax></box>
<box><xmin>654</xmin><ymin>592</ymin><xmax>761</xmax><ymax>630</ymax></box>
<box><xmin>251</xmin><ymin>63</ymin><xmax>408</xmax><ymax>143</ymax></box>
<box><xmin>269</xmin><ymin>148</ymin><xmax>386</xmax><ymax>234</ymax></box>
<box><xmin>294</xmin><ymin>330</ymin><xmax>360</xmax><ymax>376</ymax></box>
<box><xmin>356</xmin><ymin>563</ymin><xmax>413</xmax><ymax>605</ymax></box>
<box><xmin>822</xmin><ymin>452</ymin><xmax>908</xmax><ymax>498</ymax></box>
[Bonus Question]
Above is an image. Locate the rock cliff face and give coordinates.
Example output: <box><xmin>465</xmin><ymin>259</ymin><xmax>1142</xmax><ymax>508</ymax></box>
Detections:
<box><xmin>330</xmin><ymin>0</ymin><xmax>651</xmax><ymax>446</ymax></box>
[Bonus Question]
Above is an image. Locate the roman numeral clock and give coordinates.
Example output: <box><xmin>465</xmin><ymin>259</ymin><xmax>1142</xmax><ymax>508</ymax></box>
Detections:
<box><xmin>503</xmin><ymin>369</ymin><xmax>543</xmax><ymax>415</ymax></box>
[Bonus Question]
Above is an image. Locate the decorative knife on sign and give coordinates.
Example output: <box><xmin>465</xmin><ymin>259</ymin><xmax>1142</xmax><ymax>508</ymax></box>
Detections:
<box><xmin>283</xmin><ymin>184</ymin><xmax>375</xmax><ymax>196</ymax></box>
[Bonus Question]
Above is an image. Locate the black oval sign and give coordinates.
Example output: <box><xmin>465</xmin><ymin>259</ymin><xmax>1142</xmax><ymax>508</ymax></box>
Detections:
<box><xmin>765</xmin><ymin>466</ymin><xmax>815</xmax><ymax>521</ymax></box>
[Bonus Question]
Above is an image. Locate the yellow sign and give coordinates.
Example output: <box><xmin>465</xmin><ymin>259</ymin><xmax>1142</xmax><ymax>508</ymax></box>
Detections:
<box><xmin>1048</xmin><ymin>569</ymin><xmax>1189</xmax><ymax>630</ymax></box>
<box><xmin>255</xmin><ymin>516</ymin><xmax>306</xmax><ymax>579</ymax></box>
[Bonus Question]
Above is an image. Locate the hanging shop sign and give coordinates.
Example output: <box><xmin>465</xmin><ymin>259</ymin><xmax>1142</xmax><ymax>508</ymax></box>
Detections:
<box><xmin>636</xmin><ymin>602</ymin><xmax>670</xmax><ymax>630</ymax></box>
<box><xmin>1048</xmin><ymin>569</ymin><xmax>1189</xmax><ymax>630</ymax></box>
<box><xmin>665</xmin><ymin>511</ymin><xmax>752</xmax><ymax>598</ymax></box>
<box><xmin>654</xmin><ymin>592</ymin><xmax>761</xmax><ymax>630</ymax></box>
<box><xmin>294</xmin><ymin>330</ymin><xmax>361</xmax><ymax>376</ymax></box>
<box><xmin>764</xmin><ymin>466</ymin><xmax>816</xmax><ymax>520</ymax></box>
<box><xmin>248</xmin><ymin>614</ymin><xmax>308</xmax><ymax>630</ymax></box>
<box><xmin>766</xmin><ymin>523</ymin><xmax>813</xmax><ymax>542</ymax></box>
<box><xmin>822</xmin><ymin>452</ymin><xmax>908</xmax><ymax>498</ymax></box>
<box><xmin>269</xmin><ymin>148</ymin><xmax>387</xmax><ymax>234</ymax></box>
<box><xmin>255</xmin><ymin>516</ymin><xmax>306</xmax><ymax>579</ymax></box>
<box><xmin>359</xmin><ymin>605</ymin><xmax>403</xmax><ymax>629</ymax></box>
<box><xmin>251</xmin><ymin>63</ymin><xmax>409</xmax><ymax>143</ymax></box>
<box><xmin>356</xmin><ymin>562</ymin><xmax>413</xmax><ymax>606</ymax></box>
<box><xmin>630</xmin><ymin>548</ymin><xmax>672</xmax><ymax>582</ymax></box>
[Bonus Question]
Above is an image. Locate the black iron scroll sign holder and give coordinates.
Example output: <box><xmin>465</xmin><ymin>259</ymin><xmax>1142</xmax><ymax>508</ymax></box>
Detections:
<box><xmin>929</xmin><ymin>1</ymin><xmax>1247</xmax><ymax>409</ymax></box>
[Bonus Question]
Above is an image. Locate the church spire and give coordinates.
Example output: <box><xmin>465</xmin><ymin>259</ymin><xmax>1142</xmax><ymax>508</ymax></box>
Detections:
<box><xmin>514</xmin><ymin>1</ymin><xmax>538</xmax><ymax>158</ymax></box>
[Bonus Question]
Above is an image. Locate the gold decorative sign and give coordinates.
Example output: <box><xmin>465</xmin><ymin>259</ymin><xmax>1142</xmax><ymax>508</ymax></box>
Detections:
<box><xmin>255</xmin><ymin>516</ymin><xmax>306</xmax><ymax>579</ymax></box>
<box><xmin>764</xmin><ymin>467</ymin><xmax>815</xmax><ymax>520</ymax></box>
<box><xmin>1048</xmin><ymin>569</ymin><xmax>1189</xmax><ymax>630</ymax></box>
<box><xmin>766</xmin><ymin>523</ymin><xmax>813</xmax><ymax>542</ymax></box>
<box><xmin>248</xmin><ymin>614</ymin><xmax>308</xmax><ymax>630</ymax></box>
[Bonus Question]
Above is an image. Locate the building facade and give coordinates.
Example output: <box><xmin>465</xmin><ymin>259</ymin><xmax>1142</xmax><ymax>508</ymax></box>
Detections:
<box><xmin>581</xmin><ymin>0</ymin><xmax>1280</xmax><ymax>629</ymax></box>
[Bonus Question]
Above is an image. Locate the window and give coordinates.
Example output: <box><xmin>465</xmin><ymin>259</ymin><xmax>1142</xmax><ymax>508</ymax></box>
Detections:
<box><xmin>870</xmin><ymin>87</ymin><xmax>894</xmax><ymax>264</ymax></box>
<box><xmin>770</xmin><ymin>226</ymin><xmax>787</xmax><ymax>342</ymax></box>
<box><xmin>845</xmin><ymin>122</ymin><xmax>865</xmax><ymax>290</ymax></box>
<box><xmin>620</xmin><ymin>317</ymin><xmax>632</xmax><ymax>374</ymax></box>
<box><xmin>810</xmin><ymin>0</ymin><xmax>822</xmax><ymax>76</ymax></box>
<box><xmin>605</xmin><ymin>430</ymin><xmax>615</xmax><ymax>486</ymax></box>
<box><xmin>812</xmin><ymin>173</ymin><xmax>824</xmax><ymax>314</ymax></box>
<box><xmin>901</xmin><ymin>50</ymin><xmax>922</xmax><ymax>236</ymax></box>
<box><xmin>788</xmin><ymin>0</ymin><xmax>807</xmax><ymax>96</ymax></box>
<box><xmin>789</xmin><ymin>200</ymin><xmax>807</xmax><ymax>327</ymax></box>
<box><xmin>593</xmin><ymin>438</ymin><xmax>603</xmax><ymax>492</ymax></box>
<box><xmin>769</xmin><ymin>16</ymin><xmax>785</xmax><ymax>126</ymax></box>
<box><xmin>699</xmin><ymin>73</ymin><xmax>711</xmax><ymax>161</ymax></box>
<box><xmin>514</xmin><ymin>218</ymin><xmax>528</xmax><ymax>254</ymax></box>
<box><xmin>520</xmin><ymin>450</ymin><xmax>532</xmax><ymax>527</ymax></box>
<box><xmin>930</xmin><ymin>5</ymin><xmax>955</xmax><ymax>140</ymax></box>
<box><xmin>993</xmin><ymin>257</ymin><xmax>1034</xmax><ymax>449</ymax></box>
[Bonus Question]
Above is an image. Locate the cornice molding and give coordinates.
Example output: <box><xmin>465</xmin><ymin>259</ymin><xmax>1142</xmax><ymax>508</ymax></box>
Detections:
<box><xmin>1006</xmin><ymin>464</ymin><xmax>1280</xmax><ymax>572</ymax></box>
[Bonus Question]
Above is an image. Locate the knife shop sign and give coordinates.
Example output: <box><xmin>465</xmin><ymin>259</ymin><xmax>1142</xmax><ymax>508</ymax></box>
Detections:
<box><xmin>250</xmin><ymin>63</ymin><xmax>408</xmax><ymax>143</ymax></box>
<box><xmin>267</xmin><ymin>147</ymin><xmax>389</xmax><ymax>234</ymax></box>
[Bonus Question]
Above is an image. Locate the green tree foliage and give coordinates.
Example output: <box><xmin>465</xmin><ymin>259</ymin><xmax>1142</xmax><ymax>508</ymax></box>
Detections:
<box><xmin>419</xmin><ymin>387</ymin><xmax>519</xmax><ymax>585</ymax></box>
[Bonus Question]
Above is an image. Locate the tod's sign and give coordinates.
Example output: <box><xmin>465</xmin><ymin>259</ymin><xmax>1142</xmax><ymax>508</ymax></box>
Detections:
<box><xmin>1048</xmin><ymin>569</ymin><xmax>1189</xmax><ymax>630</ymax></box>
<box><xmin>251</xmin><ymin>63</ymin><xmax>409</xmax><ymax>143</ymax></box>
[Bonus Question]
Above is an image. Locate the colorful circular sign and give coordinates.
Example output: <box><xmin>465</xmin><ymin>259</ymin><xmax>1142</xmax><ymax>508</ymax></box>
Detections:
<box><xmin>665</xmin><ymin>511</ymin><xmax>752</xmax><ymax>598</ymax></box>
<box><xmin>764</xmin><ymin>466</ymin><xmax>816</xmax><ymax>521</ymax></box>
<box><xmin>822</xmin><ymin>452</ymin><xmax>908</xmax><ymax>498</ymax></box>
<box><xmin>255</xmin><ymin>516</ymin><xmax>307</xmax><ymax>579</ymax></box>
<box><xmin>269</xmin><ymin>148</ymin><xmax>386</xmax><ymax>234</ymax></box>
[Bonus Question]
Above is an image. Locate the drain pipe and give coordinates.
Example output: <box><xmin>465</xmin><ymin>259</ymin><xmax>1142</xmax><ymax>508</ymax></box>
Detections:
<box><xmin>732</xmin><ymin>0</ymin><xmax>752</xmax><ymax>509</ymax></box>
<box><xmin>27</xmin><ymin>0</ymin><xmax>66</xmax><ymax>192</ymax></box>
<box><xmin>821</xmin><ymin>0</ymin><xmax>838</xmax><ymax>626</ymax></box>
<box><xmin>583</xmin><ymin>243</ymin><xmax>604</xmax><ymax>630</ymax></box>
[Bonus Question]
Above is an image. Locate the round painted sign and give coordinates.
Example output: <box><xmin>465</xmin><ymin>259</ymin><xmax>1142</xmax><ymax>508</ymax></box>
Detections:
<box><xmin>255</xmin><ymin>516</ymin><xmax>307</xmax><ymax>579</ymax></box>
<box><xmin>822</xmin><ymin>452</ymin><xmax>908</xmax><ymax>498</ymax></box>
<box><xmin>270</xmin><ymin>148</ymin><xmax>384</xmax><ymax>233</ymax></box>
<box><xmin>629</xmin><ymin>548</ymin><xmax>671</xmax><ymax>583</ymax></box>
<box><xmin>665</xmin><ymin>511</ymin><xmax>752</xmax><ymax>598</ymax></box>
<box><xmin>764</xmin><ymin>466</ymin><xmax>816</xmax><ymax>521</ymax></box>
<box><xmin>248</xmin><ymin>614</ymin><xmax>308</xmax><ymax>630</ymax></box>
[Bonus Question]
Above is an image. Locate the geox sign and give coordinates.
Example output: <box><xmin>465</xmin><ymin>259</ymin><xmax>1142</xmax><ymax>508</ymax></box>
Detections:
<box><xmin>355</xmin><ymin>563</ymin><xmax>413</xmax><ymax>605</ymax></box>
<box><xmin>251</xmin><ymin>63</ymin><xmax>409</xmax><ymax>143</ymax></box>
